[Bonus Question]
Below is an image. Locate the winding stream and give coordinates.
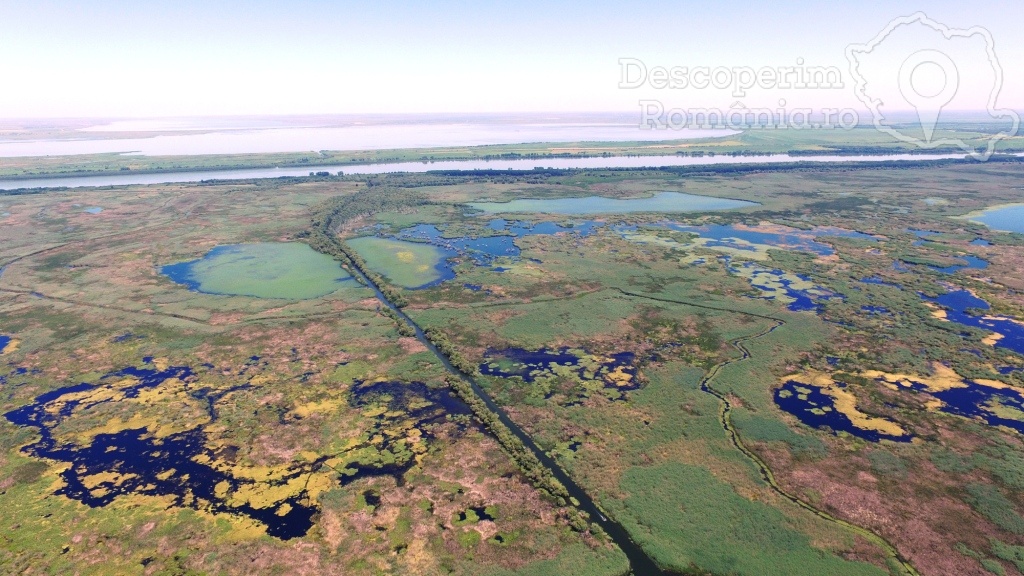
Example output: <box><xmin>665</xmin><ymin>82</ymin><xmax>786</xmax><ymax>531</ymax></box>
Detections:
<box><xmin>614</xmin><ymin>288</ymin><xmax>919</xmax><ymax>576</ymax></box>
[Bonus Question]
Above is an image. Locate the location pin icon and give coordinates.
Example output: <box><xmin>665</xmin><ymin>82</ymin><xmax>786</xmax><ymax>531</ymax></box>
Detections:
<box><xmin>898</xmin><ymin>50</ymin><xmax>959</xmax><ymax>143</ymax></box>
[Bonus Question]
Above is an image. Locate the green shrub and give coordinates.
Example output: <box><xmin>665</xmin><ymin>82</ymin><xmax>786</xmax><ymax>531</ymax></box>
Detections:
<box><xmin>965</xmin><ymin>484</ymin><xmax>1024</xmax><ymax>534</ymax></box>
<box><xmin>991</xmin><ymin>539</ymin><xmax>1024</xmax><ymax>572</ymax></box>
<box><xmin>867</xmin><ymin>450</ymin><xmax>907</xmax><ymax>477</ymax></box>
<box><xmin>733</xmin><ymin>413</ymin><xmax>827</xmax><ymax>458</ymax></box>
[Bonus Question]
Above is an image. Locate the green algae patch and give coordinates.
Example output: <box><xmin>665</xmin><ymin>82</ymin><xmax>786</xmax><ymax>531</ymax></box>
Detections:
<box><xmin>161</xmin><ymin>242</ymin><xmax>352</xmax><ymax>300</ymax></box>
<box><xmin>347</xmin><ymin>236</ymin><xmax>450</xmax><ymax>288</ymax></box>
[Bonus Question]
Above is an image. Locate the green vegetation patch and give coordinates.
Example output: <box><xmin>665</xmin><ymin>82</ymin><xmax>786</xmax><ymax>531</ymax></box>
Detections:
<box><xmin>991</xmin><ymin>539</ymin><xmax>1024</xmax><ymax>572</ymax></box>
<box><xmin>965</xmin><ymin>483</ymin><xmax>1024</xmax><ymax>534</ymax></box>
<box><xmin>732</xmin><ymin>413</ymin><xmax>827</xmax><ymax>458</ymax></box>
<box><xmin>619</xmin><ymin>462</ymin><xmax>887</xmax><ymax>576</ymax></box>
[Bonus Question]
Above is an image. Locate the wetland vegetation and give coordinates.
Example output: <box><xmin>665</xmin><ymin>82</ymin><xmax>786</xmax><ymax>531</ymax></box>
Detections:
<box><xmin>4</xmin><ymin>156</ymin><xmax>1024</xmax><ymax>575</ymax></box>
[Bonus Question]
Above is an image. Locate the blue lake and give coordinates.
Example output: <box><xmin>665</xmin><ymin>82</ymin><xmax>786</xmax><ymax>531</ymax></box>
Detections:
<box><xmin>0</xmin><ymin>335</ymin><xmax>10</xmax><ymax>353</ymax></box>
<box><xmin>895</xmin><ymin>256</ymin><xmax>989</xmax><ymax>275</ymax></box>
<box><xmin>3</xmin><ymin>358</ymin><xmax>475</xmax><ymax>540</ymax></box>
<box><xmin>970</xmin><ymin>205</ymin><xmax>1024</xmax><ymax>234</ymax></box>
<box><xmin>480</xmin><ymin>348</ymin><xmax>583</xmax><ymax>382</ymax></box>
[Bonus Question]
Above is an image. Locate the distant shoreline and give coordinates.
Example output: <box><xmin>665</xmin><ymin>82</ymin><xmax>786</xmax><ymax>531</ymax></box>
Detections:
<box><xmin>1</xmin><ymin>141</ymin><xmax>1015</xmax><ymax>183</ymax></box>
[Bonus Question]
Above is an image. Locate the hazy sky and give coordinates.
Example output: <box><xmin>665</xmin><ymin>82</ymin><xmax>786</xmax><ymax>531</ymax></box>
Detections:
<box><xmin>0</xmin><ymin>0</ymin><xmax>1020</xmax><ymax>118</ymax></box>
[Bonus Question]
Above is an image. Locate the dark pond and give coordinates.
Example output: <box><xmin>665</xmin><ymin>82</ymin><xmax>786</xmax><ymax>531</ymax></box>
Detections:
<box><xmin>774</xmin><ymin>380</ymin><xmax>912</xmax><ymax>443</ymax></box>
<box><xmin>341</xmin><ymin>380</ymin><xmax>473</xmax><ymax>483</ymax></box>
<box><xmin>881</xmin><ymin>375</ymin><xmax>1024</xmax><ymax>435</ymax></box>
<box><xmin>860</xmin><ymin>276</ymin><xmax>903</xmax><ymax>288</ymax></box>
<box><xmin>481</xmin><ymin>347</ymin><xmax>581</xmax><ymax>382</ymax></box>
<box><xmin>927</xmin><ymin>255</ymin><xmax>989</xmax><ymax>274</ymax></box>
<box><xmin>480</xmin><ymin>347</ymin><xmax>639</xmax><ymax>399</ymax></box>
<box><xmin>472</xmin><ymin>506</ymin><xmax>496</xmax><ymax>521</ymax></box>
<box><xmin>2</xmin><ymin>362</ymin><xmax>320</xmax><ymax>540</ymax></box>
<box><xmin>3</xmin><ymin>360</ymin><xmax>474</xmax><ymax>541</ymax></box>
<box><xmin>362</xmin><ymin>489</ymin><xmax>381</xmax><ymax>508</ymax></box>
<box><xmin>0</xmin><ymin>335</ymin><xmax>10</xmax><ymax>353</ymax></box>
<box><xmin>924</xmin><ymin>290</ymin><xmax>1024</xmax><ymax>355</ymax></box>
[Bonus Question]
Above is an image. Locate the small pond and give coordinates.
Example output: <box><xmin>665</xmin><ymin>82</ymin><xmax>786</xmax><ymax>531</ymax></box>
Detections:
<box><xmin>480</xmin><ymin>347</ymin><xmax>639</xmax><ymax>402</ymax></box>
<box><xmin>774</xmin><ymin>380</ymin><xmax>912</xmax><ymax>443</ymax></box>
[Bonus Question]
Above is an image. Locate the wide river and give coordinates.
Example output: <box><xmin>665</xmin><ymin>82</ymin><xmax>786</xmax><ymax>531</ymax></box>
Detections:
<box><xmin>0</xmin><ymin>153</ymin><xmax>977</xmax><ymax>190</ymax></box>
